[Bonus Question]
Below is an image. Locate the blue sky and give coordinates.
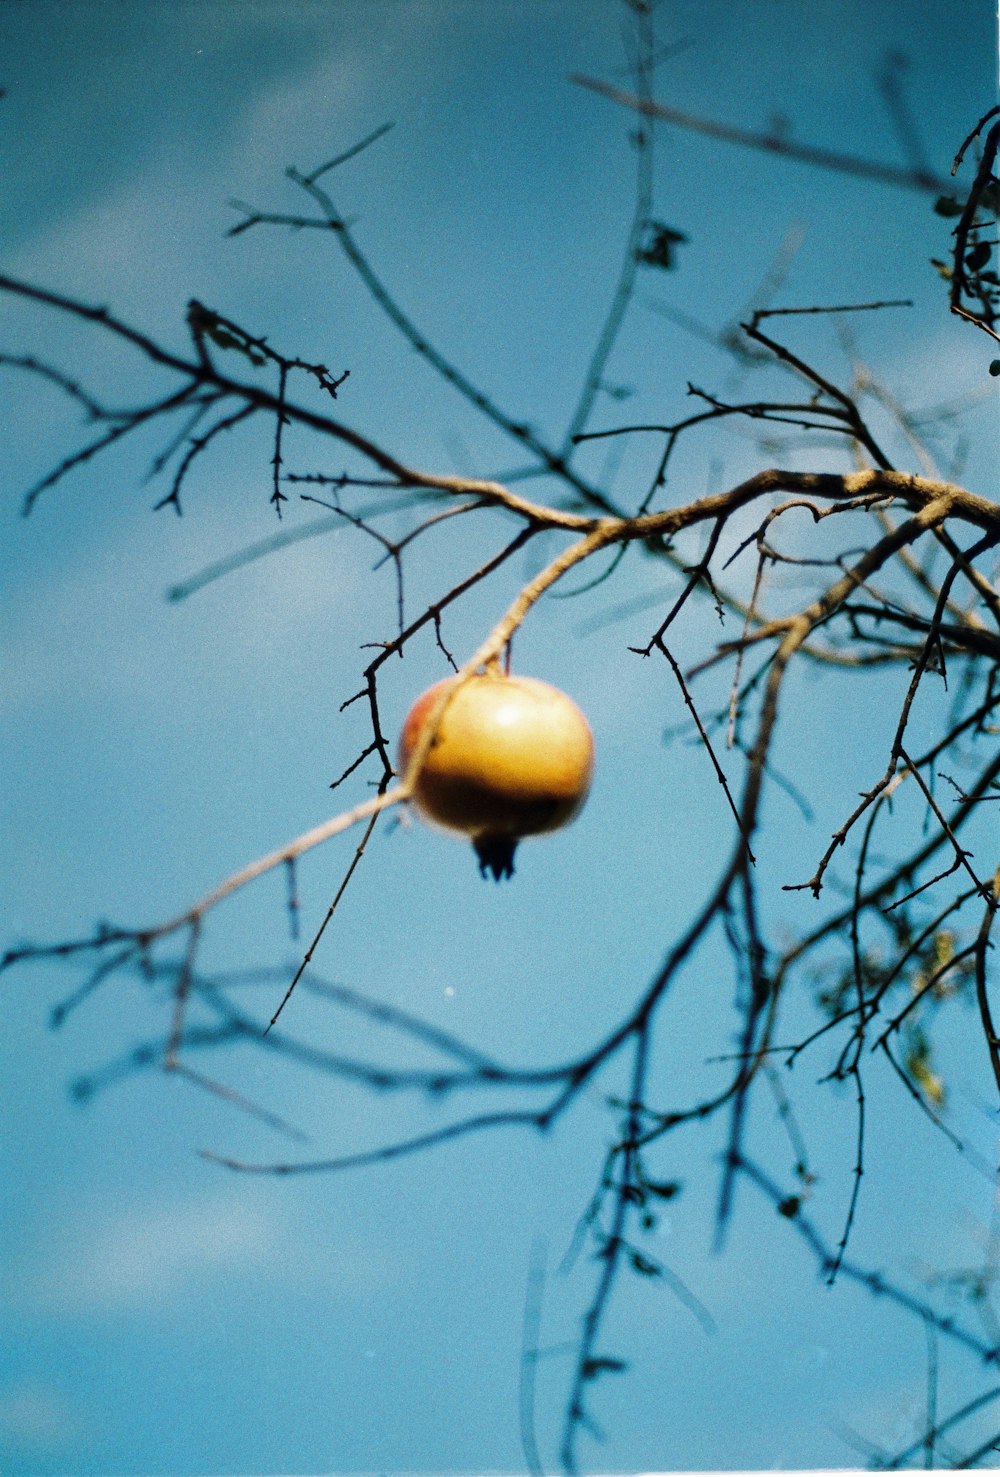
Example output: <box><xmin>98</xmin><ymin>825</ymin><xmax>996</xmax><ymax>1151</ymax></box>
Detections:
<box><xmin>2</xmin><ymin>3</ymin><xmax>999</xmax><ymax>1474</ymax></box>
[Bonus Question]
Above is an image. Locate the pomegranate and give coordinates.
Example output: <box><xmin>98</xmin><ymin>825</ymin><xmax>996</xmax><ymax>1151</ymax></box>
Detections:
<box><xmin>398</xmin><ymin>670</ymin><xmax>594</xmax><ymax>879</ymax></box>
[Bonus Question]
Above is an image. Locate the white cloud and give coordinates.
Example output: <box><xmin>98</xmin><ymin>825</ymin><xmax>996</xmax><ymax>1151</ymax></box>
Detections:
<box><xmin>1</xmin><ymin>12</ymin><xmax>435</xmax><ymax>314</ymax></box>
<box><xmin>0</xmin><ymin>498</ymin><xmax>364</xmax><ymax>722</ymax></box>
<box><xmin>225</xmin><ymin>48</ymin><xmax>369</xmax><ymax>186</ymax></box>
<box><xmin>19</xmin><ymin>1190</ymin><xmax>278</xmax><ymax>1316</ymax></box>
<box><xmin>12</xmin><ymin>1187</ymin><xmax>393</xmax><ymax>1319</ymax></box>
<box><xmin>0</xmin><ymin>1381</ymin><xmax>84</xmax><ymax>1453</ymax></box>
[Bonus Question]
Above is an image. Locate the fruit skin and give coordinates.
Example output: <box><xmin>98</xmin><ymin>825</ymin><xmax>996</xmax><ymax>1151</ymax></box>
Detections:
<box><xmin>398</xmin><ymin>671</ymin><xmax>594</xmax><ymax>879</ymax></box>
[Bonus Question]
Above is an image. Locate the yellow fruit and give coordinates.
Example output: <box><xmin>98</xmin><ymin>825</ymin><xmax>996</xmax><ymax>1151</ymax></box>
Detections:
<box><xmin>398</xmin><ymin>671</ymin><xmax>594</xmax><ymax>879</ymax></box>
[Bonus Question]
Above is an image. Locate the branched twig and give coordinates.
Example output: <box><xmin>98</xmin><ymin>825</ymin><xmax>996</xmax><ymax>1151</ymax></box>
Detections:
<box><xmin>4</xmin><ymin>91</ymin><xmax>1000</xmax><ymax>1477</ymax></box>
<box><xmin>571</xmin><ymin>75</ymin><xmax>954</xmax><ymax>194</ymax></box>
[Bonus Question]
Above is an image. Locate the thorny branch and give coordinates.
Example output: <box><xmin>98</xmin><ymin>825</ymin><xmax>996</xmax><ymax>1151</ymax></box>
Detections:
<box><xmin>947</xmin><ymin>109</ymin><xmax>1000</xmax><ymax>347</ymax></box>
<box><xmin>3</xmin><ymin>80</ymin><xmax>1000</xmax><ymax>1475</ymax></box>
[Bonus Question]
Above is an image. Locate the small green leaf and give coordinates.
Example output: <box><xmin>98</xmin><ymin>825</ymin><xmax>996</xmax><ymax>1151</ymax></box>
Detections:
<box><xmin>778</xmin><ymin>1195</ymin><xmax>801</xmax><ymax>1219</ymax></box>
<box><xmin>905</xmin><ymin>1025</ymin><xmax>946</xmax><ymax>1107</ymax></box>
<box><xmin>630</xmin><ymin>1251</ymin><xmax>662</xmax><ymax>1277</ymax></box>
<box><xmin>909</xmin><ymin>1053</ymin><xmax>946</xmax><ymax>1107</ymax></box>
<box><xmin>989</xmin><ymin>360</ymin><xmax>1000</xmax><ymax>377</ymax></box>
<box><xmin>933</xmin><ymin>194</ymin><xmax>965</xmax><ymax>217</ymax></box>
<box><xmin>933</xmin><ymin>930</ymin><xmax>955</xmax><ymax>969</ymax></box>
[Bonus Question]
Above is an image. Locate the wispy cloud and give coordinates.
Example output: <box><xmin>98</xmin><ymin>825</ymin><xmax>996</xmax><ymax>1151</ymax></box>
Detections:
<box><xmin>14</xmin><ymin>1191</ymin><xmax>280</xmax><ymax>1317</ymax></box>
<box><xmin>0</xmin><ymin>1381</ymin><xmax>85</xmax><ymax>1454</ymax></box>
<box><xmin>10</xmin><ymin>1188</ymin><xmax>394</xmax><ymax>1320</ymax></box>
